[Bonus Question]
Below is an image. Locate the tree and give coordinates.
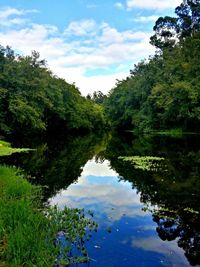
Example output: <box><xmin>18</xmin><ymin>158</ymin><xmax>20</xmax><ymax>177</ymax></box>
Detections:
<box><xmin>150</xmin><ymin>0</ymin><xmax>200</xmax><ymax>49</ymax></box>
<box><xmin>150</xmin><ymin>16</ymin><xmax>178</xmax><ymax>49</ymax></box>
<box><xmin>87</xmin><ymin>91</ymin><xmax>107</xmax><ymax>104</ymax></box>
<box><xmin>0</xmin><ymin>46</ymin><xmax>107</xmax><ymax>135</ymax></box>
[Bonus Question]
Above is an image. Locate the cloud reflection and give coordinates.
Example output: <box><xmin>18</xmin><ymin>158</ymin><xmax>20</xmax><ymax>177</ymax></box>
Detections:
<box><xmin>132</xmin><ymin>236</ymin><xmax>189</xmax><ymax>266</ymax></box>
<box><xmin>50</xmin><ymin>159</ymin><xmax>147</xmax><ymax>222</ymax></box>
<box><xmin>81</xmin><ymin>159</ymin><xmax>118</xmax><ymax>177</ymax></box>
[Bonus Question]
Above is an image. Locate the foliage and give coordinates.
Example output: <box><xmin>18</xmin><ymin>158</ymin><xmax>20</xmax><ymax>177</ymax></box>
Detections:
<box><xmin>86</xmin><ymin>90</ymin><xmax>107</xmax><ymax>104</ymax></box>
<box><xmin>105</xmin><ymin>1</ymin><xmax>200</xmax><ymax>132</ymax></box>
<box><xmin>150</xmin><ymin>0</ymin><xmax>200</xmax><ymax>49</ymax></box>
<box><xmin>0</xmin><ymin>46</ymin><xmax>107</xmax><ymax>135</ymax></box>
<box><xmin>0</xmin><ymin>165</ymin><xmax>97</xmax><ymax>266</ymax></box>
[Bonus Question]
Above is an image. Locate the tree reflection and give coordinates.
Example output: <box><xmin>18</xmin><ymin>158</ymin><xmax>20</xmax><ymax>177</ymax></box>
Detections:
<box><xmin>0</xmin><ymin>133</ymin><xmax>109</xmax><ymax>200</ymax></box>
<box><xmin>153</xmin><ymin>211</ymin><xmax>200</xmax><ymax>266</ymax></box>
<box><xmin>1</xmin><ymin>131</ymin><xmax>200</xmax><ymax>265</ymax></box>
<box><xmin>104</xmin><ymin>132</ymin><xmax>200</xmax><ymax>266</ymax></box>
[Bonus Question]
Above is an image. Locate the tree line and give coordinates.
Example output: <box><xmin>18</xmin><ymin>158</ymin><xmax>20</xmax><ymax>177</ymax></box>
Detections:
<box><xmin>0</xmin><ymin>48</ymin><xmax>107</xmax><ymax>135</ymax></box>
<box><xmin>0</xmin><ymin>0</ymin><xmax>199</xmax><ymax>136</ymax></box>
<box><xmin>105</xmin><ymin>0</ymin><xmax>200</xmax><ymax>132</ymax></box>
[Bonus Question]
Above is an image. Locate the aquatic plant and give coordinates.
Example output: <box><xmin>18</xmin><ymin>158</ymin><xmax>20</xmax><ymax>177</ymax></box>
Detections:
<box><xmin>118</xmin><ymin>156</ymin><xmax>165</xmax><ymax>171</ymax></box>
<box><xmin>47</xmin><ymin>206</ymin><xmax>98</xmax><ymax>266</ymax></box>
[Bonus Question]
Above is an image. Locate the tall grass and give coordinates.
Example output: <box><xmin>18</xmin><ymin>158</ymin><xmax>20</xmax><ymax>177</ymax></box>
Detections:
<box><xmin>0</xmin><ymin>166</ymin><xmax>97</xmax><ymax>266</ymax></box>
<box><xmin>0</xmin><ymin>166</ymin><xmax>55</xmax><ymax>266</ymax></box>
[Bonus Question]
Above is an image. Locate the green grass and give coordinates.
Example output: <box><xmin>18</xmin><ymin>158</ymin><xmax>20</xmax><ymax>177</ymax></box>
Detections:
<box><xmin>0</xmin><ymin>166</ymin><xmax>97</xmax><ymax>267</ymax></box>
<box><xmin>0</xmin><ymin>166</ymin><xmax>53</xmax><ymax>267</ymax></box>
<box><xmin>0</xmin><ymin>140</ymin><xmax>32</xmax><ymax>156</ymax></box>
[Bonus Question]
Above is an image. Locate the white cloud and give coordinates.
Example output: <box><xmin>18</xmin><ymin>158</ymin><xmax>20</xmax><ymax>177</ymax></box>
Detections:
<box><xmin>114</xmin><ymin>2</ymin><xmax>124</xmax><ymax>9</ymax></box>
<box><xmin>0</xmin><ymin>7</ymin><xmax>24</xmax><ymax>18</ymax></box>
<box><xmin>0</xmin><ymin>7</ymin><xmax>156</xmax><ymax>95</ymax></box>
<box><xmin>0</xmin><ymin>7</ymin><xmax>38</xmax><ymax>27</ymax></box>
<box><xmin>64</xmin><ymin>19</ymin><xmax>97</xmax><ymax>36</ymax></box>
<box><xmin>53</xmin><ymin>67</ymin><xmax>129</xmax><ymax>95</ymax></box>
<box><xmin>0</xmin><ymin>7</ymin><xmax>25</xmax><ymax>26</ymax></box>
<box><xmin>126</xmin><ymin>0</ymin><xmax>182</xmax><ymax>10</ymax></box>
<box><xmin>0</xmin><ymin>24</ymin><xmax>59</xmax><ymax>55</ymax></box>
<box><xmin>99</xmin><ymin>23</ymin><xmax>149</xmax><ymax>44</ymax></box>
<box><xmin>133</xmin><ymin>15</ymin><xmax>159</xmax><ymax>23</ymax></box>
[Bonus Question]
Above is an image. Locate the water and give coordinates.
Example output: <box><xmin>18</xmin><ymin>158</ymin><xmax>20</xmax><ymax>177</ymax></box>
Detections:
<box><xmin>1</xmin><ymin>132</ymin><xmax>200</xmax><ymax>266</ymax></box>
<box><xmin>50</xmin><ymin>159</ymin><xmax>190</xmax><ymax>267</ymax></box>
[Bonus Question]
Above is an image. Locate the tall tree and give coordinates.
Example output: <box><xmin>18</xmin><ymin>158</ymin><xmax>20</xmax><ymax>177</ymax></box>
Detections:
<box><xmin>150</xmin><ymin>0</ymin><xmax>200</xmax><ymax>49</ymax></box>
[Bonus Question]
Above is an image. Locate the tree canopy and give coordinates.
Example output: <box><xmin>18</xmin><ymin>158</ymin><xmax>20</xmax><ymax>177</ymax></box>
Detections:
<box><xmin>105</xmin><ymin>0</ymin><xmax>200</xmax><ymax>132</ymax></box>
<box><xmin>0</xmin><ymin>46</ymin><xmax>107</xmax><ymax>135</ymax></box>
<box><xmin>150</xmin><ymin>0</ymin><xmax>200</xmax><ymax>49</ymax></box>
<box><xmin>1</xmin><ymin>1</ymin><xmax>199</xmax><ymax>135</ymax></box>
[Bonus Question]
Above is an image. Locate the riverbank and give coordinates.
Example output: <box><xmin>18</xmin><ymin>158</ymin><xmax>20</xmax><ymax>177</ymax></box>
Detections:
<box><xmin>0</xmin><ymin>165</ymin><xmax>56</xmax><ymax>266</ymax></box>
<box><xmin>0</xmin><ymin>165</ymin><xmax>96</xmax><ymax>266</ymax></box>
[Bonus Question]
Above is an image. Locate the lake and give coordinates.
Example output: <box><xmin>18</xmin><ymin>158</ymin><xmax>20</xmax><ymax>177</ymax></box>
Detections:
<box><xmin>1</xmin><ymin>131</ymin><xmax>200</xmax><ymax>267</ymax></box>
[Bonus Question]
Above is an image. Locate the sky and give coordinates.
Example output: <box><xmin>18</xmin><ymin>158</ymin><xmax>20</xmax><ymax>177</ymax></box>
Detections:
<box><xmin>0</xmin><ymin>0</ymin><xmax>181</xmax><ymax>95</ymax></box>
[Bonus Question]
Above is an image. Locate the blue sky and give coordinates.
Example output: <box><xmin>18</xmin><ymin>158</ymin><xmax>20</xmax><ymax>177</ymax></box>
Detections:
<box><xmin>0</xmin><ymin>0</ymin><xmax>181</xmax><ymax>95</ymax></box>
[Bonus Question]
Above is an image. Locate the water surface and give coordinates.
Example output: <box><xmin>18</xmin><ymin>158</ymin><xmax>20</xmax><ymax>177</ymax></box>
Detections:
<box><xmin>1</xmin><ymin>132</ymin><xmax>200</xmax><ymax>266</ymax></box>
<box><xmin>50</xmin><ymin>157</ymin><xmax>194</xmax><ymax>267</ymax></box>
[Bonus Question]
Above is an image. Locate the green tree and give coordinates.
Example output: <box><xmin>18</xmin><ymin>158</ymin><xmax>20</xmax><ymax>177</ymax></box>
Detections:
<box><xmin>0</xmin><ymin>46</ymin><xmax>107</xmax><ymax>135</ymax></box>
<box><xmin>150</xmin><ymin>0</ymin><xmax>200</xmax><ymax>49</ymax></box>
<box><xmin>105</xmin><ymin>1</ymin><xmax>200</xmax><ymax>132</ymax></box>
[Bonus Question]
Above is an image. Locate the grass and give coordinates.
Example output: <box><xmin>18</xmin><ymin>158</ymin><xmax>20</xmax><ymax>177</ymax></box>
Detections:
<box><xmin>0</xmin><ymin>166</ymin><xmax>51</xmax><ymax>267</ymax></box>
<box><xmin>0</xmin><ymin>140</ymin><xmax>32</xmax><ymax>156</ymax></box>
<box><xmin>0</xmin><ymin>166</ymin><xmax>97</xmax><ymax>267</ymax></box>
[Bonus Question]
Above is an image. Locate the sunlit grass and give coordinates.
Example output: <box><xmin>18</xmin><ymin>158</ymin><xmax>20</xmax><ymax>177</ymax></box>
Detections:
<box><xmin>0</xmin><ymin>166</ymin><xmax>97</xmax><ymax>266</ymax></box>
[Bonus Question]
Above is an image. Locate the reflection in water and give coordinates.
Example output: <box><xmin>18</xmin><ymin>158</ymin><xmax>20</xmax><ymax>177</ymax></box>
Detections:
<box><xmin>0</xmin><ymin>133</ymin><xmax>109</xmax><ymax>200</ymax></box>
<box><xmin>1</xmin><ymin>132</ymin><xmax>200</xmax><ymax>266</ymax></box>
<box><xmin>50</xmin><ymin>159</ymin><xmax>191</xmax><ymax>267</ymax></box>
<box><xmin>50</xmin><ymin>159</ymin><xmax>145</xmax><ymax>222</ymax></box>
<box><xmin>132</xmin><ymin>236</ymin><xmax>187</xmax><ymax>266</ymax></box>
<box><xmin>104</xmin><ymin>133</ymin><xmax>200</xmax><ymax>267</ymax></box>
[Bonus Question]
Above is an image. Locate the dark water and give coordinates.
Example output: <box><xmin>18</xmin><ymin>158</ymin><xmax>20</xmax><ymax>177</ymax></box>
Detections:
<box><xmin>1</xmin><ymin>132</ymin><xmax>200</xmax><ymax>267</ymax></box>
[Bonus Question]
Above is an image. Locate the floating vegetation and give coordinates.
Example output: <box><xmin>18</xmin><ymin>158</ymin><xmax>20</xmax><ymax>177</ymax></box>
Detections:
<box><xmin>0</xmin><ymin>140</ymin><xmax>32</xmax><ymax>156</ymax></box>
<box><xmin>183</xmin><ymin>207</ymin><xmax>199</xmax><ymax>214</ymax></box>
<box><xmin>48</xmin><ymin>206</ymin><xmax>98</xmax><ymax>266</ymax></box>
<box><xmin>118</xmin><ymin>156</ymin><xmax>165</xmax><ymax>171</ymax></box>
